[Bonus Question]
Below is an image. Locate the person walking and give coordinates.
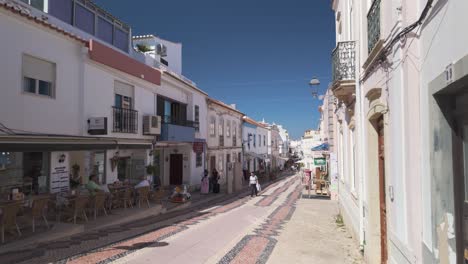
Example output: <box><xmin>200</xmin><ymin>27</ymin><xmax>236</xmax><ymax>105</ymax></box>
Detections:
<box><xmin>249</xmin><ymin>172</ymin><xmax>258</xmax><ymax>197</ymax></box>
<box><xmin>201</xmin><ymin>170</ymin><xmax>209</xmax><ymax>194</ymax></box>
<box><xmin>211</xmin><ymin>168</ymin><xmax>220</xmax><ymax>193</ymax></box>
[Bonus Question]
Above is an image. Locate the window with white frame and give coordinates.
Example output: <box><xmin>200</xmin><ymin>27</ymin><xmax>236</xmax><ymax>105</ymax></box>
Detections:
<box><xmin>210</xmin><ymin>117</ymin><xmax>216</xmax><ymax>136</ymax></box>
<box><xmin>22</xmin><ymin>54</ymin><xmax>56</xmax><ymax>98</ymax></box>
<box><xmin>219</xmin><ymin>118</ymin><xmax>224</xmax><ymax>136</ymax></box>
<box><xmin>226</xmin><ymin>120</ymin><xmax>231</xmax><ymax>137</ymax></box>
<box><xmin>196</xmin><ymin>152</ymin><xmax>202</xmax><ymax>167</ymax></box>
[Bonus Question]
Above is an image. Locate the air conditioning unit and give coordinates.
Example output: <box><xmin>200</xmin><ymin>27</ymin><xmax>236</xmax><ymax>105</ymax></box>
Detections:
<box><xmin>156</xmin><ymin>43</ymin><xmax>167</xmax><ymax>57</ymax></box>
<box><xmin>143</xmin><ymin>115</ymin><xmax>161</xmax><ymax>135</ymax></box>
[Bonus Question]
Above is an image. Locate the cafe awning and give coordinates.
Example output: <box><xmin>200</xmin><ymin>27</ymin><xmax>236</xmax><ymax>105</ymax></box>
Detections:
<box><xmin>311</xmin><ymin>143</ymin><xmax>329</xmax><ymax>151</ymax></box>
<box><xmin>0</xmin><ymin>135</ymin><xmax>152</xmax><ymax>152</ymax></box>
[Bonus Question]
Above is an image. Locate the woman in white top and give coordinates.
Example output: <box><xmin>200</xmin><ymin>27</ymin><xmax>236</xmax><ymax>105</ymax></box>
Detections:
<box><xmin>249</xmin><ymin>172</ymin><xmax>258</xmax><ymax>197</ymax></box>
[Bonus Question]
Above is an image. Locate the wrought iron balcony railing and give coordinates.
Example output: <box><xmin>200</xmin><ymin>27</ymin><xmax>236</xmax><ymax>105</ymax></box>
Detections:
<box><xmin>161</xmin><ymin>115</ymin><xmax>198</xmax><ymax>128</ymax></box>
<box><xmin>113</xmin><ymin>107</ymin><xmax>138</xmax><ymax>133</ymax></box>
<box><xmin>332</xmin><ymin>41</ymin><xmax>356</xmax><ymax>83</ymax></box>
<box><xmin>367</xmin><ymin>0</ymin><xmax>381</xmax><ymax>54</ymax></box>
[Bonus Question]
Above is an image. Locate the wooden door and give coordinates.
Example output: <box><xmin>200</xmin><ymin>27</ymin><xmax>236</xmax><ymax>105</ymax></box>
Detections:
<box><xmin>169</xmin><ymin>154</ymin><xmax>183</xmax><ymax>185</ymax></box>
<box><xmin>377</xmin><ymin>117</ymin><xmax>388</xmax><ymax>263</ymax></box>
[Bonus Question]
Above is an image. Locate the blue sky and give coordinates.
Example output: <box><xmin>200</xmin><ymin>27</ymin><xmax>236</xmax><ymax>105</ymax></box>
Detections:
<box><xmin>94</xmin><ymin>0</ymin><xmax>335</xmax><ymax>139</ymax></box>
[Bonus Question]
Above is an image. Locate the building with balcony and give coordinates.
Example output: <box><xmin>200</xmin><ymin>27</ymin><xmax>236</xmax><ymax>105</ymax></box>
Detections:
<box><xmin>0</xmin><ymin>0</ymin><xmax>159</xmax><ymax>196</ymax></box>
<box><xmin>329</xmin><ymin>0</ymin><xmax>468</xmax><ymax>263</ymax></box>
<box><xmin>206</xmin><ymin>98</ymin><xmax>243</xmax><ymax>193</ymax></box>
<box><xmin>0</xmin><ymin>0</ymin><xmax>211</xmax><ymax>197</ymax></box>
<box><xmin>242</xmin><ymin>117</ymin><xmax>268</xmax><ymax>175</ymax></box>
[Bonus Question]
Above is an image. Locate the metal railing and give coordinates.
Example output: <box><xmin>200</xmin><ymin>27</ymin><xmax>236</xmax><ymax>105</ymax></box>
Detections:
<box><xmin>233</xmin><ymin>136</ymin><xmax>237</xmax><ymax>147</ymax></box>
<box><xmin>113</xmin><ymin>107</ymin><xmax>138</xmax><ymax>133</ymax></box>
<box><xmin>332</xmin><ymin>41</ymin><xmax>356</xmax><ymax>83</ymax></box>
<box><xmin>367</xmin><ymin>0</ymin><xmax>381</xmax><ymax>54</ymax></box>
<box><xmin>161</xmin><ymin>115</ymin><xmax>198</xmax><ymax>128</ymax></box>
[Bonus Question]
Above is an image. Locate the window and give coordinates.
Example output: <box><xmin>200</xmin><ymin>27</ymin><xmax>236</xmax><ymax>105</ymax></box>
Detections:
<box><xmin>226</xmin><ymin>120</ymin><xmax>231</xmax><ymax>137</ymax></box>
<box><xmin>75</xmin><ymin>3</ymin><xmax>95</xmax><ymax>35</ymax></box>
<box><xmin>22</xmin><ymin>54</ymin><xmax>56</xmax><ymax>98</ymax></box>
<box><xmin>264</xmin><ymin>135</ymin><xmax>266</xmax><ymax>146</ymax></box>
<box><xmin>253</xmin><ymin>134</ymin><xmax>256</xmax><ymax>147</ymax></box>
<box><xmin>194</xmin><ymin>105</ymin><xmax>200</xmax><ymax>132</ymax></box>
<box><xmin>20</xmin><ymin>0</ymin><xmax>45</xmax><ymax>11</ymax></box>
<box><xmin>210</xmin><ymin>117</ymin><xmax>216</xmax><ymax>136</ymax></box>
<box><xmin>196</xmin><ymin>152</ymin><xmax>202</xmax><ymax>167</ymax></box>
<box><xmin>49</xmin><ymin>0</ymin><xmax>73</xmax><ymax>24</ymax></box>
<box><xmin>97</xmin><ymin>16</ymin><xmax>113</xmax><ymax>44</ymax></box>
<box><xmin>114</xmin><ymin>27</ymin><xmax>129</xmax><ymax>52</ymax></box>
<box><xmin>258</xmin><ymin>135</ymin><xmax>261</xmax><ymax>147</ymax></box>
<box><xmin>113</xmin><ymin>81</ymin><xmax>137</xmax><ymax>133</ymax></box>
<box><xmin>219</xmin><ymin>118</ymin><xmax>224</xmax><ymax>136</ymax></box>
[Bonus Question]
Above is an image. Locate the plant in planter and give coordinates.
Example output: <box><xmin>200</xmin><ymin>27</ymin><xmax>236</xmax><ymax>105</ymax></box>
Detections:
<box><xmin>146</xmin><ymin>165</ymin><xmax>156</xmax><ymax>175</ymax></box>
<box><xmin>136</xmin><ymin>44</ymin><xmax>153</xmax><ymax>53</ymax></box>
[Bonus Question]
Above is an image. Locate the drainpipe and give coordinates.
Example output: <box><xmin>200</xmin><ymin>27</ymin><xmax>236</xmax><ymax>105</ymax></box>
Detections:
<box><xmin>357</xmin><ymin>3</ymin><xmax>366</xmax><ymax>252</ymax></box>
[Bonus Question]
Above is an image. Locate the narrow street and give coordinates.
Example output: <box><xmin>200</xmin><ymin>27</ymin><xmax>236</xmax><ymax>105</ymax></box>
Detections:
<box><xmin>56</xmin><ymin>174</ymin><xmax>363</xmax><ymax>264</ymax></box>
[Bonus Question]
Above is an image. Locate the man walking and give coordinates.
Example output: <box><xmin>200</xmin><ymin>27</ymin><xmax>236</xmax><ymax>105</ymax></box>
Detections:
<box><xmin>249</xmin><ymin>172</ymin><xmax>258</xmax><ymax>197</ymax></box>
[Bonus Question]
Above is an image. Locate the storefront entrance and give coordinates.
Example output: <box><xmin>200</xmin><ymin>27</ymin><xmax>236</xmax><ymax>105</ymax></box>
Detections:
<box><xmin>170</xmin><ymin>154</ymin><xmax>183</xmax><ymax>185</ymax></box>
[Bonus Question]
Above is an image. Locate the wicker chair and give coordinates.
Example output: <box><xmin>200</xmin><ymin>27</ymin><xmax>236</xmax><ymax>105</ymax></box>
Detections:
<box><xmin>122</xmin><ymin>188</ymin><xmax>133</xmax><ymax>209</ymax></box>
<box><xmin>0</xmin><ymin>202</ymin><xmax>22</xmax><ymax>243</ymax></box>
<box><xmin>30</xmin><ymin>196</ymin><xmax>50</xmax><ymax>232</ymax></box>
<box><xmin>64</xmin><ymin>196</ymin><xmax>89</xmax><ymax>224</ymax></box>
<box><xmin>89</xmin><ymin>192</ymin><xmax>107</xmax><ymax>220</ymax></box>
<box><xmin>136</xmin><ymin>187</ymin><xmax>150</xmax><ymax>208</ymax></box>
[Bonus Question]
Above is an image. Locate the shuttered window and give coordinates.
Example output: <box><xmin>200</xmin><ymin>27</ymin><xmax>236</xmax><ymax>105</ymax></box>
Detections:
<box><xmin>22</xmin><ymin>54</ymin><xmax>56</xmax><ymax>98</ymax></box>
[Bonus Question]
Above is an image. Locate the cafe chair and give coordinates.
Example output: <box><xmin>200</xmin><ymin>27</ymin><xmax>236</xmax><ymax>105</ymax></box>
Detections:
<box><xmin>136</xmin><ymin>186</ymin><xmax>150</xmax><ymax>208</ymax></box>
<box><xmin>121</xmin><ymin>188</ymin><xmax>133</xmax><ymax>209</ymax></box>
<box><xmin>89</xmin><ymin>192</ymin><xmax>107</xmax><ymax>220</ymax></box>
<box><xmin>30</xmin><ymin>196</ymin><xmax>50</xmax><ymax>232</ymax></box>
<box><xmin>1</xmin><ymin>202</ymin><xmax>22</xmax><ymax>243</ymax></box>
<box><xmin>64</xmin><ymin>196</ymin><xmax>89</xmax><ymax>224</ymax></box>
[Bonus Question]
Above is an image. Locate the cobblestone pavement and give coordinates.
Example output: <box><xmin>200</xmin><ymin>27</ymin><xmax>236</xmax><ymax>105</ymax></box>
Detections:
<box><xmin>0</xmin><ymin>173</ymin><xmax>293</xmax><ymax>264</ymax></box>
<box><xmin>1</xmin><ymin>173</ymin><xmax>363</xmax><ymax>264</ymax></box>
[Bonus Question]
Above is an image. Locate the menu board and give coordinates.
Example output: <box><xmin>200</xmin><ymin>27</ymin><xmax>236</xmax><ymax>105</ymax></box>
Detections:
<box><xmin>50</xmin><ymin>152</ymin><xmax>70</xmax><ymax>194</ymax></box>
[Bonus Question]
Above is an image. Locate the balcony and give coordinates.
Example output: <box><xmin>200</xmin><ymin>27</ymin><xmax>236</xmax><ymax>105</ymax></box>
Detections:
<box><xmin>113</xmin><ymin>107</ymin><xmax>138</xmax><ymax>133</ymax></box>
<box><xmin>367</xmin><ymin>0</ymin><xmax>381</xmax><ymax>54</ymax></box>
<box><xmin>331</xmin><ymin>41</ymin><xmax>356</xmax><ymax>104</ymax></box>
<box><xmin>160</xmin><ymin>115</ymin><xmax>197</xmax><ymax>142</ymax></box>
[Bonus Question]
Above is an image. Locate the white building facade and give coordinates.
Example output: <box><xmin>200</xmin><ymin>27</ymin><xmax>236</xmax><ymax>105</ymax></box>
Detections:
<box><xmin>206</xmin><ymin>99</ymin><xmax>243</xmax><ymax>193</ymax></box>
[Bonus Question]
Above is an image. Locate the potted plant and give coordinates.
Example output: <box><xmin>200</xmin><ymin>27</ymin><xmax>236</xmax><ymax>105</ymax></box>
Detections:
<box><xmin>146</xmin><ymin>164</ymin><xmax>156</xmax><ymax>175</ymax></box>
<box><xmin>136</xmin><ymin>44</ymin><xmax>153</xmax><ymax>53</ymax></box>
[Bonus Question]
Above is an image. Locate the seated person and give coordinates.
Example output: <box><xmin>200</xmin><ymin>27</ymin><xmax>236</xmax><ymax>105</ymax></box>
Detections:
<box><xmin>134</xmin><ymin>176</ymin><xmax>150</xmax><ymax>189</ymax></box>
<box><xmin>86</xmin><ymin>174</ymin><xmax>102</xmax><ymax>195</ymax></box>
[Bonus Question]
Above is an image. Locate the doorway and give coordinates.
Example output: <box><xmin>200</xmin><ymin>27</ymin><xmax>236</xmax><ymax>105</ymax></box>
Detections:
<box><xmin>210</xmin><ymin>156</ymin><xmax>216</xmax><ymax>173</ymax></box>
<box><xmin>377</xmin><ymin>117</ymin><xmax>388</xmax><ymax>263</ymax></box>
<box><xmin>169</xmin><ymin>154</ymin><xmax>183</xmax><ymax>185</ymax></box>
<box><xmin>452</xmin><ymin>92</ymin><xmax>468</xmax><ymax>263</ymax></box>
<box><xmin>117</xmin><ymin>157</ymin><xmax>131</xmax><ymax>182</ymax></box>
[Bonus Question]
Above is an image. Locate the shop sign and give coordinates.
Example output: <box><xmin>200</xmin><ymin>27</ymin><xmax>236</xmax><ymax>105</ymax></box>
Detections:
<box><xmin>193</xmin><ymin>142</ymin><xmax>204</xmax><ymax>154</ymax></box>
<box><xmin>50</xmin><ymin>152</ymin><xmax>70</xmax><ymax>194</ymax></box>
<box><xmin>88</xmin><ymin>117</ymin><xmax>108</xmax><ymax>135</ymax></box>
<box><xmin>314</xmin><ymin>158</ymin><xmax>326</xmax><ymax>166</ymax></box>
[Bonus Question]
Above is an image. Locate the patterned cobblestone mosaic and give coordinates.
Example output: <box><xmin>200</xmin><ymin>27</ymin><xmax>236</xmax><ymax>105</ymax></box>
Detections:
<box><xmin>218</xmin><ymin>181</ymin><xmax>303</xmax><ymax>264</ymax></box>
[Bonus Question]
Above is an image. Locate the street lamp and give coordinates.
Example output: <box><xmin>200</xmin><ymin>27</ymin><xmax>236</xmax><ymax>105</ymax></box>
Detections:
<box><xmin>309</xmin><ymin>77</ymin><xmax>320</xmax><ymax>98</ymax></box>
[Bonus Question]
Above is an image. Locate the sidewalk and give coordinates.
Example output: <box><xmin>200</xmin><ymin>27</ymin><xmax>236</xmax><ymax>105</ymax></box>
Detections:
<box><xmin>0</xmin><ymin>171</ymin><xmax>294</xmax><ymax>261</ymax></box>
<box><xmin>267</xmin><ymin>189</ymin><xmax>364</xmax><ymax>264</ymax></box>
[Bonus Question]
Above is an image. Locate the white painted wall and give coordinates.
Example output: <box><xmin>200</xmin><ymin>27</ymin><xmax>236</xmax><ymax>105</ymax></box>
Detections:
<box><xmin>0</xmin><ymin>10</ymin><xmax>83</xmax><ymax>135</ymax></box>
